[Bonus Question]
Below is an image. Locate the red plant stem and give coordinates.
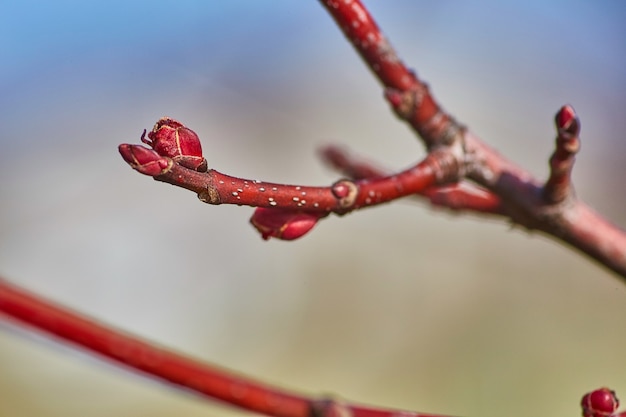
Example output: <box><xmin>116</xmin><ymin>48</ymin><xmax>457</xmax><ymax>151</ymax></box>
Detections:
<box><xmin>154</xmin><ymin>150</ymin><xmax>457</xmax><ymax>213</ymax></box>
<box><xmin>0</xmin><ymin>278</ymin><xmax>451</xmax><ymax>417</ymax></box>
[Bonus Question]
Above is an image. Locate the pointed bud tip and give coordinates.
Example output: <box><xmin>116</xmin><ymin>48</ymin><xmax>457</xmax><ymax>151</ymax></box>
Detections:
<box><xmin>556</xmin><ymin>105</ymin><xmax>579</xmax><ymax>133</ymax></box>
<box><xmin>118</xmin><ymin>144</ymin><xmax>172</xmax><ymax>176</ymax></box>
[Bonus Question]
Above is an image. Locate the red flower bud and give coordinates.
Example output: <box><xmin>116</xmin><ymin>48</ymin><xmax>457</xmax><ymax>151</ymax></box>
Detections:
<box><xmin>118</xmin><ymin>144</ymin><xmax>172</xmax><ymax>176</ymax></box>
<box><xmin>581</xmin><ymin>388</ymin><xmax>619</xmax><ymax>417</ymax></box>
<box><xmin>250</xmin><ymin>208</ymin><xmax>325</xmax><ymax>241</ymax></box>
<box><xmin>556</xmin><ymin>105</ymin><xmax>575</xmax><ymax>129</ymax></box>
<box><xmin>555</xmin><ymin>105</ymin><xmax>580</xmax><ymax>137</ymax></box>
<box><xmin>142</xmin><ymin>117</ymin><xmax>208</xmax><ymax>172</ymax></box>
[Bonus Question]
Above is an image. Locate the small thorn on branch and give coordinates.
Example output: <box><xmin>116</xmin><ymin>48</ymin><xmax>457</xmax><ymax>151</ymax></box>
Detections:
<box><xmin>543</xmin><ymin>105</ymin><xmax>581</xmax><ymax>204</ymax></box>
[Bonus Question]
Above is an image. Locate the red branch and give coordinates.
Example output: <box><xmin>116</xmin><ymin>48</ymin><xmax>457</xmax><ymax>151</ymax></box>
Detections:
<box><xmin>2</xmin><ymin>277</ymin><xmax>624</xmax><ymax>417</ymax></box>
<box><xmin>152</xmin><ymin>154</ymin><xmax>447</xmax><ymax>213</ymax></box>
<box><xmin>320</xmin><ymin>145</ymin><xmax>505</xmax><ymax>215</ymax></box>
<box><xmin>0</xmin><ymin>278</ymin><xmax>450</xmax><ymax>417</ymax></box>
<box><xmin>119</xmin><ymin>139</ymin><xmax>460</xmax><ymax>240</ymax></box>
<box><xmin>3</xmin><ymin>277</ymin><xmax>622</xmax><ymax>417</ymax></box>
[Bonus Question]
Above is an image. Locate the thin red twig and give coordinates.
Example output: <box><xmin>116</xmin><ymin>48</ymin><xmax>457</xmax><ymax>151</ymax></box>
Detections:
<box><xmin>119</xmin><ymin>138</ymin><xmax>460</xmax><ymax>239</ymax></box>
<box><xmin>320</xmin><ymin>145</ymin><xmax>504</xmax><ymax>215</ymax></box>
<box><xmin>155</xmin><ymin>151</ymin><xmax>452</xmax><ymax>213</ymax></box>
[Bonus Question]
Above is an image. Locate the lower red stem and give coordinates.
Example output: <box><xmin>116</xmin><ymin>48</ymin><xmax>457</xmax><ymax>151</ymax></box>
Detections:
<box><xmin>0</xmin><ymin>277</ymin><xmax>455</xmax><ymax>417</ymax></box>
<box><xmin>0</xmin><ymin>278</ymin><xmax>309</xmax><ymax>417</ymax></box>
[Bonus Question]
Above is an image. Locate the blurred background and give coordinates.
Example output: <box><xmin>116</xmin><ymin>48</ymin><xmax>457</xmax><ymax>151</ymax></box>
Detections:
<box><xmin>1</xmin><ymin>1</ymin><xmax>626</xmax><ymax>416</ymax></box>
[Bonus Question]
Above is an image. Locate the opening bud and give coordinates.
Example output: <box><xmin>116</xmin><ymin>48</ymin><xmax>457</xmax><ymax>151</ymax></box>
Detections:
<box><xmin>142</xmin><ymin>117</ymin><xmax>208</xmax><ymax>172</ymax></box>
<box><xmin>555</xmin><ymin>105</ymin><xmax>580</xmax><ymax>136</ymax></box>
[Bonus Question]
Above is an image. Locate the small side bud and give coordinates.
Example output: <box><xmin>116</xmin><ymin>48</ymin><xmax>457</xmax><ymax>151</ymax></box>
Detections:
<box><xmin>142</xmin><ymin>117</ymin><xmax>208</xmax><ymax>172</ymax></box>
<box><xmin>555</xmin><ymin>105</ymin><xmax>580</xmax><ymax>137</ymax></box>
<box><xmin>581</xmin><ymin>388</ymin><xmax>619</xmax><ymax>417</ymax></box>
<box><xmin>331</xmin><ymin>179</ymin><xmax>358</xmax><ymax>209</ymax></box>
<box><xmin>250</xmin><ymin>208</ymin><xmax>325</xmax><ymax>241</ymax></box>
<box><xmin>118</xmin><ymin>144</ymin><xmax>172</xmax><ymax>176</ymax></box>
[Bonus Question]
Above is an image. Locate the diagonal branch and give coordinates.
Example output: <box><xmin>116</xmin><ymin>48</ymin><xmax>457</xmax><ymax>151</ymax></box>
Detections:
<box><xmin>0</xmin><ymin>277</ymin><xmax>451</xmax><ymax>417</ymax></box>
<box><xmin>153</xmin><ymin>150</ymin><xmax>454</xmax><ymax>214</ymax></box>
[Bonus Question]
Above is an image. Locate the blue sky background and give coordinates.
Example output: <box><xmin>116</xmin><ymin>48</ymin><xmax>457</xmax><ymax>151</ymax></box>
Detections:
<box><xmin>1</xmin><ymin>2</ymin><xmax>626</xmax><ymax>417</ymax></box>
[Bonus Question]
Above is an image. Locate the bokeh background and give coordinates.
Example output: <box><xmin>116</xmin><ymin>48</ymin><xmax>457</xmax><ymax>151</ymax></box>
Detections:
<box><xmin>1</xmin><ymin>2</ymin><xmax>626</xmax><ymax>416</ymax></box>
